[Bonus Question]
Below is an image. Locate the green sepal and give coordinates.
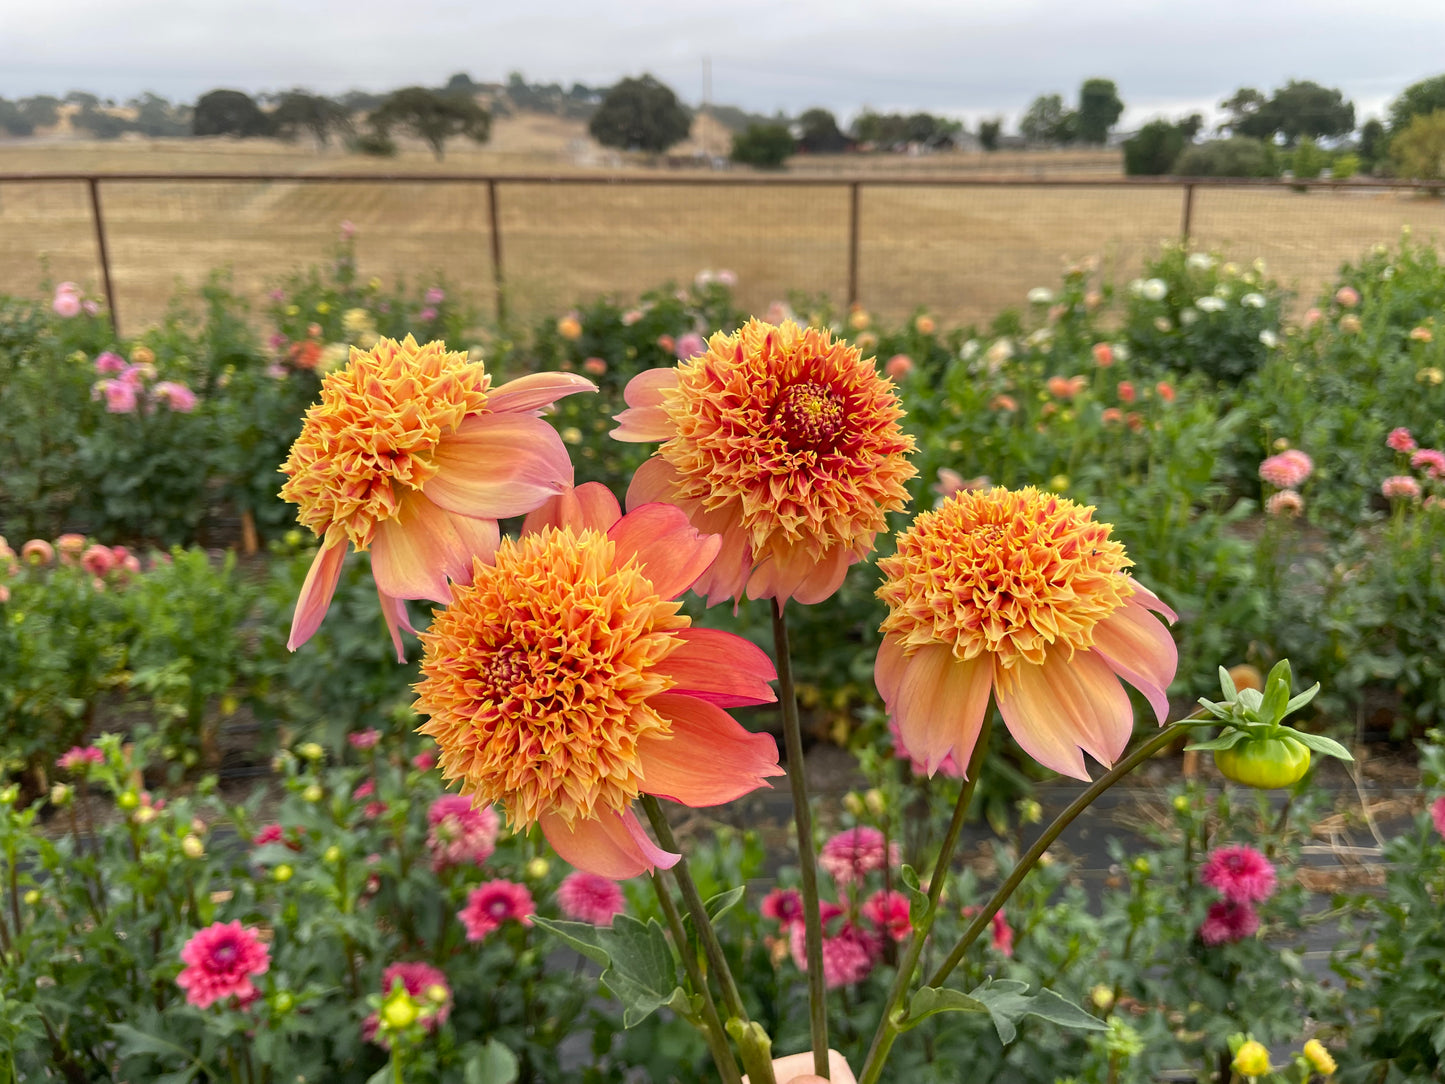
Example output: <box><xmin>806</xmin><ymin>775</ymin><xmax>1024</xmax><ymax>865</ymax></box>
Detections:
<box><xmin>900</xmin><ymin>863</ymin><xmax>930</xmax><ymax>925</ymax></box>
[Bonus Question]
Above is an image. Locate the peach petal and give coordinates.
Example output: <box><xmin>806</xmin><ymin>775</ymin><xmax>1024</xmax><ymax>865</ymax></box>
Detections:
<box><xmin>445</xmin><ymin>512</ymin><xmax>500</xmax><ymax>585</ymax></box>
<box><xmin>996</xmin><ymin>650</ymin><xmax>1133</xmax><ymax>780</ymax></box>
<box><xmin>426</xmin><ymin>414</ymin><xmax>572</xmax><ymax>519</ymax></box>
<box><xmin>287</xmin><ymin>539</ymin><xmax>347</xmax><ymax>651</ymax></box>
<box><xmin>522</xmin><ymin>481</ymin><xmax>622</xmax><ymax>536</ymax></box>
<box><xmin>638</xmin><ymin>693</ymin><xmax>782</xmax><ymax>806</ymax></box>
<box><xmin>612</xmin><ymin>368</ymin><xmax>679</xmax><ymax>442</ymax></box>
<box><xmin>624</xmin><ymin>454</ymin><xmax>682</xmax><ymax>509</ymax></box>
<box><xmin>608</xmin><ymin>503</ymin><xmax>721</xmax><ymax>600</ymax></box>
<box><xmin>371</xmin><ymin>493</ymin><xmax>461</xmax><ymax>601</ymax></box>
<box><xmin>883</xmin><ymin>642</ymin><xmax>993</xmax><ymax>776</ymax></box>
<box><xmin>377</xmin><ymin>587</ymin><xmax>415</xmax><ymax>662</ymax></box>
<box><xmin>1129</xmin><ymin>579</ymin><xmax>1178</xmax><ymax>623</ymax></box>
<box><xmin>653</xmin><ymin>627</ymin><xmax>778</xmax><ymax>706</ymax></box>
<box><xmin>782</xmin><ymin>543</ymin><xmax>856</xmax><ymax>606</ymax></box>
<box><xmin>691</xmin><ymin>517</ymin><xmax>754</xmax><ymax>608</ymax></box>
<box><xmin>488</xmin><ymin>371</ymin><xmax>596</xmax><ymax>415</ymax></box>
<box><xmin>540</xmin><ymin>807</ymin><xmax>677</xmax><ymax>879</ymax></box>
<box><xmin>1091</xmin><ymin>598</ymin><xmax>1177</xmax><ymax>723</ymax></box>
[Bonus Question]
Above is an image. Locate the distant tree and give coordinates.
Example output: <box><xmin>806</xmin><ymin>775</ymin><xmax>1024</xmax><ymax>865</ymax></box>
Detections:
<box><xmin>1123</xmin><ymin>119</ymin><xmax>1188</xmax><ymax>175</ymax></box>
<box><xmin>0</xmin><ymin>99</ymin><xmax>34</xmax><ymax>136</ymax></box>
<box><xmin>1020</xmin><ymin>94</ymin><xmax>1076</xmax><ymax>144</ymax></box>
<box><xmin>370</xmin><ymin>87</ymin><xmax>490</xmax><ymax>160</ymax></box>
<box><xmin>1076</xmin><ymin>78</ymin><xmax>1124</xmax><ymax>143</ymax></box>
<box><xmin>193</xmin><ymin>89</ymin><xmax>271</xmax><ymax>137</ymax></box>
<box><xmin>442</xmin><ymin>72</ymin><xmax>478</xmax><ymax>98</ymax></box>
<box><xmin>1218</xmin><ymin>87</ymin><xmax>1267</xmax><ymax>136</ymax></box>
<box><xmin>65</xmin><ymin>90</ymin><xmax>99</xmax><ymax>108</ymax></box>
<box><xmin>1174</xmin><ymin>137</ymin><xmax>1279</xmax><ymax>178</ymax></box>
<box><xmin>1290</xmin><ymin>136</ymin><xmax>1327</xmax><ymax>179</ymax></box>
<box><xmin>588</xmin><ymin>75</ymin><xmax>691</xmax><ymax>154</ymax></box>
<box><xmin>1388</xmin><ymin>75</ymin><xmax>1445</xmax><ymax>135</ymax></box>
<box><xmin>272</xmin><ymin>91</ymin><xmax>354</xmax><ymax>148</ymax></box>
<box><xmin>979</xmin><ymin>118</ymin><xmax>1002</xmax><ymax>151</ymax></box>
<box><xmin>18</xmin><ymin>96</ymin><xmax>61</xmax><ymax>130</ymax></box>
<box><xmin>340</xmin><ymin>90</ymin><xmax>383</xmax><ymax>114</ymax></box>
<box><xmin>730</xmin><ymin>123</ymin><xmax>795</xmax><ymax>169</ymax></box>
<box><xmin>797</xmin><ymin>107</ymin><xmax>847</xmax><ymax>153</ymax></box>
<box><xmin>73</xmin><ymin>104</ymin><xmax>128</xmax><ymax>139</ymax></box>
<box><xmin>1226</xmin><ymin>81</ymin><xmax>1354</xmax><ymax>145</ymax></box>
<box><xmin>128</xmin><ymin>92</ymin><xmax>189</xmax><ymax>137</ymax></box>
<box><xmin>1358</xmin><ymin>118</ymin><xmax>1388</xmax><ymax>170</ymax></box>
<box><xmin>1391</xmin><ymin>110</ymin><xmax>1445</xmax><ymax>180</ymax></box>
<box><xmin>1179</xmin><ymin>113</ymin><xmax>1204</xmax><ymax>140</ymax></box>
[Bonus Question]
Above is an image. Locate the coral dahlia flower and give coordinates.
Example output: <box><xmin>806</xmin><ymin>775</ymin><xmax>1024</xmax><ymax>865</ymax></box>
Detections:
<box><xmin>414</xmin><ymin>482</ymin><xmax>782</xmax><ymax>878</ymax></box>
<box><xmin>279</xmin><ymin>335</ymin><xmax>593</xmax><ymax>658</ymax></box>
<box><xmin>612</xmin><ymin>319</ymin><xmax>916</xmax><ymax>607</ymax></box>
<box><xmin>176</xmin><ymin>921</ymin><xmax>270</xmax><ymax>1008</ymax></box>
<box><xmin>875</xmin><ymin>486</ymin><xmax>1177</xmax><ymax>780</ymax></box>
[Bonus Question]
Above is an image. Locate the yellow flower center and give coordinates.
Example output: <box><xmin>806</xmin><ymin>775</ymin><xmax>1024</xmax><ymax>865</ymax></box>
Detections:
<box><xmin>279</xmin><ymin>335</ymin><xmax>490</xmax><ymax>549</ymax></box>
<box><xmin>877</xmin><ymin>486</ymin><xmax>1133</xmax><ymax>673</ymax></box>
<box><xmin>774</xmin><ymin>381</ymin><xmax>847</xmax><ymax>450</ymax></box>
<box><xmin>414</xmin><ymin>528</ymin><xmax>689</xmax><ymax>828</ymax></box>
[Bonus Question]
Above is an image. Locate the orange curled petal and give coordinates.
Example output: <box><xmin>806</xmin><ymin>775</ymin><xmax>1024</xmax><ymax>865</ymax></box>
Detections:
<box><xmin>996</xmin><ymin>650</ymin><xmax>1133</xmax><ymax>781</ymax></box>
<box><xmin>1090</xmin><ymin>597</ymin><xmax>1177</xmax><ymax>724</ymax></box>
<box><xmin>612</xmin><ymin>367</ymin><xmax>680</xmax><ymax>442</ymax></box>
<box><xmin>540</xmin><ymin>807</ymin><xmax>677</xmax><ymax>879</ymax></box>
<box><xmin>638</xmin><ymin>693</ymin><xmax>782</xmax><ymax>807</ymax></box>
<box><xmin>288</xmin><ymin>539</ymin><xmax>347</xmax><ymax>651</ymax></box>
<box><xmin>488</xmin><ymin>371</ymin><xmax>596</xmax><ymax>415</ymax></box>
<box><xmin>426</xmin><ymin>413</ymin><xmax>573</xmax><ymax>520</ymax></box>
<box><xmin>748</xmin><ymin>542</ymin><xmax>855</xmax><ymax>607</ymax></box>
<box><xmin>523</xmin><ymin>481</ymin><xmax>622</xmax><ymax>536</ymax></box>
<box><xmin>653</xmin><ymin>627</ymin><xmax>778</xmax><ymax>707</ymax></box>
<box><xmin>624</xmin><ymin>454</ymin><xmax>683</xmax><ymax>510</ymax></box>
<box><xmin>608</xmin><ymin>503</ymin><xmax>721</xmax><ymax>600</ymax></box>
<box><xmin>880</xmin><ymin>641</ymin><xmax>993</xmax><ymax>777</ymax></box>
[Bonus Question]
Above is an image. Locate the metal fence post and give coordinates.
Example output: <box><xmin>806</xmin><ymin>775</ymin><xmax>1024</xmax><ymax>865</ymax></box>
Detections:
<box><xmin>1180</xmin><ymin>182</ymin><xmax>1196</xmax><ymax>244</ymax></box>
<box><xmin>846</xmin><ymin>180</ymin><xmax>861</xmax><ymax>310</ymax></box>
<box><xmin>487</xmin><ymin>178</ymin><xmax>505</xmax><ymax>326</ymax></box>
<box><xmin>87</xmin><ymin>177</ymin><xmax>118</xmax><ymax>335</ymax></box>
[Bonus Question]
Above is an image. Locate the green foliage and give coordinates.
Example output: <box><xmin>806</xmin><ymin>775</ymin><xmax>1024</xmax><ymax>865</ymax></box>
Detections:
<box><xmin>1225</xmin><ymin>80</ymin><xmax>1356</xmax><ymax>144</ymax></box>
<box><xmin>271</xmin><ymin>90</ymin><xmax>355</xmax><ymax>148</ymax></box>
<box><xmin>1359</xmin><ymin>117</ymin><xmax>1388</xmax><ymax>170</ymax></box>
<box><xmin>730</xmin><ymin>123</ymin><xmax>795</xmax><ymax>169</ymax></box>
<box><xmin>1122</xmin><ymin>119</ymin><xmax>1188</xmax><ymax>175</ymax></box>
<box><xmin>1020</xmin><ymin>93</ymin><xmax>1076</xmax><ymax>144</ymax></box>
<box><xmin>1076</xmin><ymin>78</ymin><xmax>1124</xmax><ymax>144</ymax></box>
<box><xmin>192</xmin><ymin>89</ymin><xmax>271</xmax><ymax>138</ymax></box>
<box><xmin>1289</xmin><ymin>135</ymin><xmax>1327</xmax><ymax>180</ymax></box>
<box><xmin>1390</xmin><ymin>109</ymin><xmax>1445</xmax><ymax>180</ymax></box>
<box><xmin>978</xmin><ymin>119</ymin><xmax>1002</xmax><ymax>151</ymax></box>
<box><xmin>797</xmin><ymin>107</ymin><xmax>847</xmax><ymax>153</ymax></box>
<box><xmin>587</xmin><ymin>75</ymin><xmax>691</xmax><ymax>155</ymax></box>
<box><xmin>851</xmin><ymin>110</ymin><xmax>962</xmax><ymax>148</ymax></box>
<box><xmin>369</xmin><ymin>87</ymin><xmax>490</xmax><ymax>161</ymax></box>
<box><xmin>1174</xmin><ymin>137</ymin><xmax>1280</xmax><ymax>177</ymax></box>
<box><xmin>1388</xmin><ymin>73</ymin><xmax>1445</xmax><ymax>135</ymax></box>
<box><xmin>1331</xmin><ymin>151</ymin><xmax>1360</xmax><ymax>179</ymax></box>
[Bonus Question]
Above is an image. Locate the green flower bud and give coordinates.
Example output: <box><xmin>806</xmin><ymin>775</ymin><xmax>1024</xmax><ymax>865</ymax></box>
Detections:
<box><xmin>274</xmin><ymin>863</ymin><xmax>294</xmax><ymax>883</ymax></box>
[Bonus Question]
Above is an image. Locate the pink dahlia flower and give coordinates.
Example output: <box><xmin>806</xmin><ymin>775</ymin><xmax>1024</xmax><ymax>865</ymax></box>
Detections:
<box><xmin>21</xmin><ymin>539</ymin><xmax>55</xmax><ymax>566</ymax></box>
<box><xmin>458</xmin><ymin>880</ymin><xmax>535</xmax><ymax>941</ymax></box>
<box><xmin>348</xmin><ymin>728</ymin><xmax>381</xmax><ymax>750</ymax></box>
<box><xmin>94</xmin><ymin>351</ymin><xmax>127</xmax><ymax>374</ymax></box>
<box><xmin>991</xmin><ymin>909</ymin><xmax>1014</xmax><ymax>957</ymax></box>
<box><xmin>176</xmin><ymin>922</ymin><xmax>270</xmax><ymax>1008</ymax></box>
<box><xmin>556</xmin><ymin>871</ymin><xmax>627</xmax><ymax>925</ymax></box>
<box><xmin>1199</xmin><ymin>899</ymin><xmax>1260</xmax><ymax>945</ymax></box>
<box><xmin>819</xmin><ymin>827</ymin><xmax>899</xmax><ymax>887</ymax></box>
<box><xmin>1431</xmin><ymin>795</ymin><xmax>1445</xmax><ymax>838</ymax></box>
<box><xmin>1387</xmin><ymin>428</ymin><xmax>1417</xmax><ymax>454</ymax></box>
<box><xmin>95</xmin><ymin>379</ymin><xmax>138</xmax><ymax>414</ymax></box>
<box><xmin>1410</xmin><ymin>449</ymin><xmax>1445</xmax><ymax>479</ymax></box>
<box><xmin>426</xmin><ymin>794</ymin><xmax>500</xmax><ymax>870</ymax></box>
<box><xmin>362</xmin><ymin>961</ymin><xmax>452</xmax><ymax>1044</ymax></box>
<box><xmin>1265</xmin><ymin>489</ymin><xmax>1304</xmax><ymax>517</ymax></box>
<box><xmin>761</xmin><ymin>887</ymin><xmax>805</xmax><ymax>931</ymax></box>
<box><xmin>1259</xmin><ymin>449</ymin><xmax>1313</xmax><ymax>489</ymax></box>
<box><xmin>81</xmin><ymin>544</ymin><xmax>115</xmax><ymax>577</ymax></box>
<box><xmin>53</xmin><ymin>287</ymin><xmax>82</xmax><ymax>318</ymax></box>
<box><xmin>56</xmin><ymin>745</ymin><xmax>105</xmax><ymax>772</ymax></box>
<box><xmin>1201</xmin><ymin>845</ymin><xmax>1276</xmax><ymax>903</ymax></box>
<box><xmin>789</xmin><ymin>908</ymin><xmax>881</xmax><ymax>989</ymax></box>
<box><xmin>674</xmin><ymin>331</ymin><xmax>707</xmax><ymax>361</ymax></box>
<box><xmin>154</xmin><ymin>381</ymin><xmax>198</xmax><ymax>413</ymax></box>
<box><xmin>884</xmin><ymin>354</ymin><xmax>914</xmax><ymax>380</ymax></box>
<box><xmin>1382</xmin><ymin>475</ymin><xmax>1421</xmax><ymax>501</ymax></box>
<box><xmin>862</xmin><ymin>889</ymin><xmax>911</xmax><ymax>942</ymax></box>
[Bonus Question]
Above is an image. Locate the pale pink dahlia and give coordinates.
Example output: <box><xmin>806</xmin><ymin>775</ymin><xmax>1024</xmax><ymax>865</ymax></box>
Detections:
<box><xmin>458</xmin><ymin>880</ymin><xmax>535</xmax><ymax>941</ymax></box>
<box><xmin>348</xmin><ymin>728</ymin><xmax>381</xmax><ymax>750</ymax></box>
<box><xmin>1382</xmin><ymin>475</ymin><xmax>1422</xmax><ymax>501</ymax></box>
<box><xmin>1199</xmin><ymin>899</ymin><xmax>1260</xmax><ymax>945</ymax></box>
<box><xmin>1265</xmin><ymin>489</ymin><xmax>1304</xmax><ymax>517</ymax></box>
<box><xmin>1387</xmin><ymin>428</ymin><xmax>1417</xmax><ymax>454</ymax></box>
<box><xmin>176</xmin><ymin>922</ymin><xmax>270</xmax><ymax>1008</ymax></box>
<box><xmin>1201</xmin><ymin>845</ymin><xmax>1276</xmax><ymax>903</ymax></box>
<box><xmin>556</xmin><ymin>871</ymin><xmax>627</xmax><ymax>925</ymax></box>
<box><xmin>819</xmin><ymin>827</ymin><xmax>899</xmax><ymax>887</ymax></box>
<box><xmin>426</xmin><ymin>794</ymin><xmax>500</xmax><ymax>871</ymax></box>
<box><xmin>1259</xmin><ymin>449</ymin><xmax>1313</xmax><ymax>489</ymax></box>
<box><xmin>1411</xmin><ymin>449</ymin><xmax>1445</xmax><ymax>479</ymax></box>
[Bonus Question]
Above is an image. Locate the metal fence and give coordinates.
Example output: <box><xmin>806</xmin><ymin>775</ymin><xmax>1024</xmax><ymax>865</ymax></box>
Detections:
<box><xmin>2</xmin><ymin>171</ymin><xmax>1443</xmax><ymax>336</ymax></box>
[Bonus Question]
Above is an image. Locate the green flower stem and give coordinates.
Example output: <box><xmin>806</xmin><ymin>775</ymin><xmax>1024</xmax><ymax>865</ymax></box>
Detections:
<box><xmin>929</xmin><ymin>722</ymin><xmax>1188</xmax><ymax>989</ymax></box>
<box><xmin>650</xmin><ymin>871</ymin><xmax>744</xmax><ymax>1084</ymax></box>
<box><xmin>770</xmin><ymin>599</ymin><xmax>829</xmax><ymax>1080</ymax></box>
<box><xmin>856</xmin><ymin>716</ymin><xmax>992</xmax><ymax>1084</ymax></box>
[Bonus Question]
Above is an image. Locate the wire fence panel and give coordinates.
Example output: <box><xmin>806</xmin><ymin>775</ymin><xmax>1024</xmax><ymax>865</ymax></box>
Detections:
<box><xmin>0</xmin><ymin>180</ymin><xmax>98</xmax><ymax>299</ymax></box>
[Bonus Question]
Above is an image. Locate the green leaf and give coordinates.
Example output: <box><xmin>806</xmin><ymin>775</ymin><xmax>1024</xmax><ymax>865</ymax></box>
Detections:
<box><xmin>704</xmin><ymin>886</ymin><xmax>746</xmax><ymax>922</ymax></box>
<box><xmin>1218</xmin><ymin>665</ymin><xmax>1239</xmax><ymax>703</ymax></box>
<box><xmin>1185</xmin><ymin>729</ymin><xmax>1251</xmax><ymax>752</ymax></box>
<box><xmin>597</xmin><ymin>915</ymin><xmax>687</xmax><ymax>1027</ymax></box>
<box><xmin>465</xmin><ymin>1038</ymin><xmax>520</xmax><ymax>1084</ymax></box>
<box><xmin>900</xmin><ymin>864</ymin><xmax>930</xmax><ymax>925</ymax></box>
<box><xmin>1278</xmin><ymin>727</ymin><xmax>1353</xmax><ymax>761</ymax></box>
<box><xmin>905</xmin><ymin>979</ymin><xmax>1107</xmax><ymax>1045</ymax></box>
<box><xmin>1284</xmin><ymin>683</ymin><xmax>1321</xmax><ymax>715</ymax></box>
<box><xmin>112</xmin><ymin>1024</ymin><xmax>199</xmax><ymax>1067</ymax></box>
<box><xmin>1261</xmin><ymin>660</ymin><xmax>1292</xmax><ymax>724</ymax></box>
<box><xmin>531</xmin><ymin>916</ymin><xmax>609</xmax><ymax>967</ymax></box>
<box><xmin>900</xmin><ymin>985</ymin><xmax>990</xmax><ymax>1031</ymax></box>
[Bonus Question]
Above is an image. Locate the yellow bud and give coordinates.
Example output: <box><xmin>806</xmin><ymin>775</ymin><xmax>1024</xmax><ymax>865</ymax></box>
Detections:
<box><xmin>117</xmin><ymin>790</ymin><xmax>140</xmax><ymax>810</ymax></box>
<box><xmin>297</xmin><ymin>742</ymin><xmax>324</xmax><ymax>762</ymax></box>
<box><xmin>1302</xmin><ymin>1039</ymin><xmax>1337</xmax><ymax>1076</ymax></box>
<box><xmin>302</xmin><ymin>784</ymin><xmax>324</xmax><ymax>803</ymax></box>
<box><xmin>315</xmin><ymin>302</ymin><xmax>331</xmax><ymax>315</ymax></box>
<box><xmin>283</xmin><ymin>529</ymin><xmax>304</xmax><ymax>548</ymax></box>
<box><xmin>843</xmin><ymin>792</ymin><xmax>865</xmax><ymax>817</ymax></box>
<box><xmin>1233</xmin><ymin>1040</ymin><xmax>1271</xmax><ymax>1077</ymax></box>
<box><xmin>323</xmin><ymin>845</ymin><xmax>342</xmax><ymax>864</ymax></box>
<box><xmin>50</xmin><ymin>783</ymin><xmax>73</xmax><ymax>807</ymax></box>
<box><xmin>181</xmin><ymin>835</ymin><xmax>206</xmax><ymax>859</ymax></box>
<box><xmin>274</xmin><ymin>863</ymin><xmax>294</xmax><ymax>883</ymax></box>
<box><xmin>368</xmin><ymin>277</ymin><xmax>383</xmax><ymax>291</ymax></box>
<box><xmin>864</xmin><ymin>788</ymin><xmax>886</xmax><ymax>816</ymax></box>
<box><xmin>1048</xmin><ymin>474</ymin><xmax>1070</xmax><ymax>493</ymax></box>
<box><xmin>381</xmin><ymin>988</ymin><xmax>420</xmax><ymax>1030</ymax></box>
<box><xmin>1018</xmin><ymin>798</ymin><xmax>1043</xmax><ymax>825</ymax></box>
<box><xmin>23</xmin><ymin>889</ymin><xmax>41</xmax><ymax>907</ymax></box>
<box><xmin>525</xmin><ymin>856</ymin><xmax>551</xmax><ymax>880</ymax></box>
<box><xmin>220</xmin><ymin>695</ymin><xmax>239</xmax><ymax>717</ymax></box>
<box><xmin>1132</xmin><ymin>856</ymin><xmax>1151</xmax><ymax>875</ymax></box>
<box><xmin>1172</xmin><ymin>794</ymin><xmax>1190</xmax><ymax>813</ymax></box>
<box><xmin>1090</xmin><ymin>984</ymin><xmax>1115</xmax><ymax>1010</ymax></box>
<box><xmin>425</xmin><ymin>983</ymin><xmax>449</xmax><ymax>1004</ymax></box>
<box><xmin>285</xmin><ymin>304</ymin><xmax>300</xmax><ymax>317</ymax></box>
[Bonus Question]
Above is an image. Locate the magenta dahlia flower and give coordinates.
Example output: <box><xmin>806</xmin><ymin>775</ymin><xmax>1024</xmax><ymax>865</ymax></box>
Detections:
<box><xmin>1199</xmin><ymin>899</ymin><xmax>1260</xmax><ymax>945</ymax></box>
<box><xmin>457</xmin><ymin>880</ymin><xmax>535</xmax><ymax>941</ymax></box>
<box><xmin>556</xmin><ymin>871</ymin><xmax>626</xmax><ymax>925</ymax></box>
<box><xmin>176</xmin><ymin>922</ymin><xmax>270</xmax><ymax>1008</ymax></box>
<box><xmin>1201</xmin><ymin>845</ymin><xmax>1277</xmax><ymax>903</ymax></box>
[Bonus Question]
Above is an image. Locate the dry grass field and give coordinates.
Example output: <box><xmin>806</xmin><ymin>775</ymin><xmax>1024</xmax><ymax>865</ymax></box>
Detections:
<box><xmin>2</xmin><ymin>123</ymin><xmax>1443</xmax><ymax>335</ymax></box>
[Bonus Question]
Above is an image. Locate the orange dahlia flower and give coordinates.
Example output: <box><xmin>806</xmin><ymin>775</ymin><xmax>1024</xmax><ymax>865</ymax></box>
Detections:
<box><xmin>414</xmin><ymin>482</ymin><xmax>782</xmax><ymax>879</ymax></box>
<box><xmin>279</xmin><ymin>335</ymin><xmax>593</xmax><ymax>658</ymax></box>
<box><xmin>612</xmin><ymin>319</ymin><xmax>916</xmax><ymax>607</ymax></box>
<box><xmin>875</xmin><ymin>486</ymin><xmax>1177</xmax><ymax>780</ymax></box>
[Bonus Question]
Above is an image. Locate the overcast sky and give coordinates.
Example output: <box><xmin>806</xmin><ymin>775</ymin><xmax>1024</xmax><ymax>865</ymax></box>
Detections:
<box><xmin>3</xmin><ymin>0</ymin><xmax>1440</xmax><ymax>129</ymax></box>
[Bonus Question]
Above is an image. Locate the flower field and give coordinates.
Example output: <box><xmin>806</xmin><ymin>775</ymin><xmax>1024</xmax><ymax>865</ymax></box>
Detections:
<box><xmin>2</xmin><ymin>226</ymin><xmax>1445</xmax><ymax>1083</ymax></box>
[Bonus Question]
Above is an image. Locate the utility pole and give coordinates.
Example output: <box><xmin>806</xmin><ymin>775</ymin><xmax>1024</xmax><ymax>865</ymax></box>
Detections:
<box><xmin>702</xmin><ymin>56</ymin><xmax>712</xmax><ymax>161</ymax></box>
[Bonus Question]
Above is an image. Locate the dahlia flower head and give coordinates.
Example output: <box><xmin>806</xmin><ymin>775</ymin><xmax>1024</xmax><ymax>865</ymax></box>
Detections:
<box><xmin>876</xmin><ymin>486</ymin><xmax>1177</xmax><ymax>781</ymax></box>
<box><xmin>612</xmin><ymin>318</ymin><xmax>916</xmax><ymax>608</ymax></box>
<box><xmin>819</xmin><ymin>826</ymin><xmax>900</xmax><ymax>887</ymax></box>
<box><xmin>789</xmin><ymin>901</ymin><xmax>883</xmax><ymax>989</ymax></box>
<box><xmin>278</xmin><ymin>335</ymin><xmax>594</xmax><ymax>659</ymax></box>
<box><xmin>176</xmin><ymin>921</ymin><xmax>271</xmax><ymax>1008</ymax></box>
<box><xmin>414</xmin><ymin>482</ymin><xmax>782</xmax><ymax>879</ymax></box>
<box><xmin>1199</xmin><ymin>899</ymin><xmax>1260</xmax><ymax>945</ymax></box>
<box><xmin>1201</xmin><ymin>845</ymin><xmax>1277</xmax><ymax>904</ymax></box>
<box><xmin>1429</xmin><ymin>795</ymin><xmax>1445</xmax><ymax>838</ymax></box>
<box><xmin>457</xmin><ymin>879</ymin><xmax>535</xmax><ymax>941</ymax></box>
<box><xmin>556</xmin><ymin>871</ymin><xmax>627</xmax><ymax>925</ymax></box>
<box><xmin>1259</xmin><ymin>449</ymin><xmax>1313</xmax><ymax>490</ymax></box>
<box><xmin>362</xmin><ymin>961</ymin><xmax>452</xmax><ymax>1045</ymax></box>
<box><xmin>425</xmin><ymin>794</ymin><xmax>501</xmax><ymax>871</ymax></box>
